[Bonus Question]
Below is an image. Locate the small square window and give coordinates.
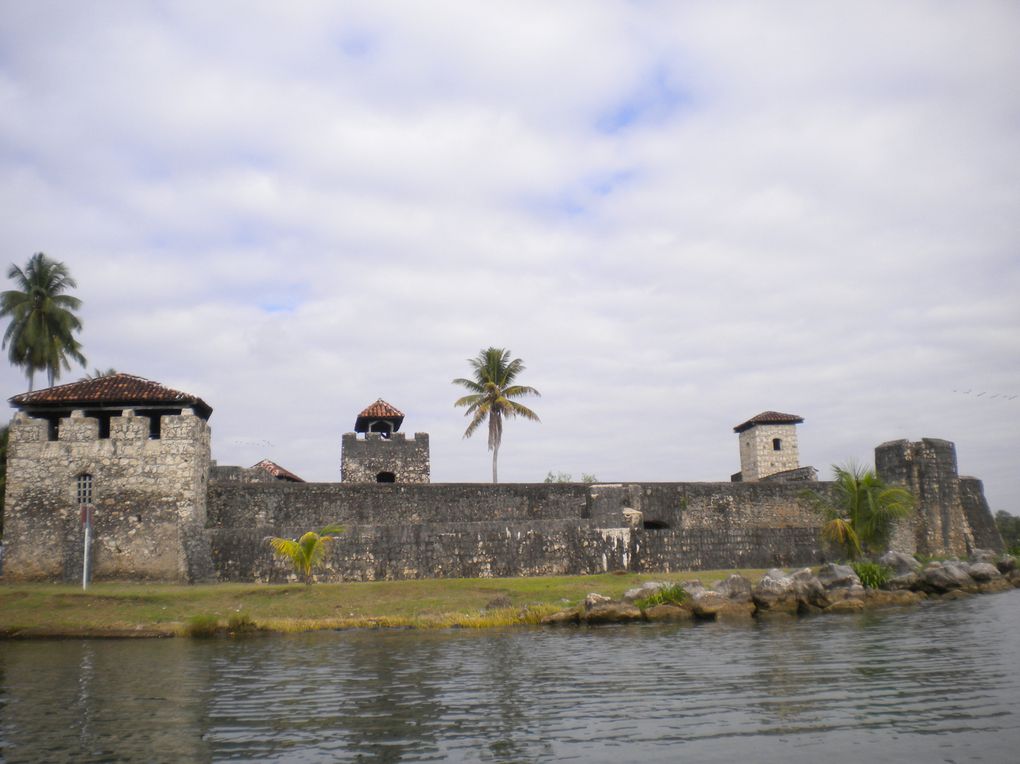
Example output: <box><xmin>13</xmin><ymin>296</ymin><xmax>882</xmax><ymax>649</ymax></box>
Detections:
<box><xmin>772</xmin><ymin>438</ymin><xmax>782</xmax><ymax>451</ymax></box>
<box><xmin>76</xmin><ymin>473</ymin><xmax>94</xmax><ymax>505</ymax></box>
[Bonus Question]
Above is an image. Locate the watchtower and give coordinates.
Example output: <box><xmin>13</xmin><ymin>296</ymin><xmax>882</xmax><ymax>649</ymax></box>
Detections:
<box><xmin>733</xmin><ymin>411</ymin><xmax>805</xmax><ymax>482</ymax></box>
<box><xmin>2</xmin><ymin>373</ymin><xmax>214</xmax><ymax>582</ymax></box>
<box><xmin>340</xmin><ymin>399</ymin><xmax>430</xmax><ymax>483</ymax></box>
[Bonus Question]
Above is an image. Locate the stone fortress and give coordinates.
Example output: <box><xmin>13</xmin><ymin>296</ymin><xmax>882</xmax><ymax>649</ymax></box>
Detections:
<box><xmin>0</xmin><ymin>373</ymin><xmax>1004</xmax><ymax>583</ymax></box>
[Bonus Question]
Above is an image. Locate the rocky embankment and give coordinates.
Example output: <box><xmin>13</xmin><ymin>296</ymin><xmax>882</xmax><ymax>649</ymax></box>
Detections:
<box><xmin>541</xmin><ymin>550</ymin><xmax>1020</xmax><ymax>626</ymax></box>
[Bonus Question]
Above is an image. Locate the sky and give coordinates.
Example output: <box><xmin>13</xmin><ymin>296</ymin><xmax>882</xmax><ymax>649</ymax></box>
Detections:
<box><xmin>1</xmin><ymin>1</ymin><xmax>1018</xmax><ymax>510</ymax></box>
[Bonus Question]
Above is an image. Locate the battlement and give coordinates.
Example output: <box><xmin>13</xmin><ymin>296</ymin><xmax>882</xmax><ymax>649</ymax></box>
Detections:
<box><xmin>343</xmin><ymin>431</ymin><xmax>428</xmax><ymax>444</ymax></box>
<box><xmin>11</xmin><ymin>408</ymin><xmax>209</xmax><ymax>446</ymax></box>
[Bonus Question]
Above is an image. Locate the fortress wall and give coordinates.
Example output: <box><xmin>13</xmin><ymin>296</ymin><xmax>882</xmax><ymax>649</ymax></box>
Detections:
<box><xmin>959</xmin><ymin>477</ymin><xmax>1004</xmax><ymax>552</ymax></box>
<box><xmin>209</xmin><ymin>522</ymin><xmax>825</xmax><ymax>583</ymax></box>
<box><xmin>206</xmin><ymin>482</ymin><xmax>594</xmax><ymax>529</ymax></box>
<box><xmin>2</xmin><ymin>410</ymin><xmax>211</xmax><ymax>582</ymax></box>
<box><xmin>206</xmin><ymin>479</ymin><xmax>832</xmax><ymax>581</ymax></box>
<box><xmin>633</xmin><ymin>482</ymin><xmax>833</xmax><ymax>529</ymax></box>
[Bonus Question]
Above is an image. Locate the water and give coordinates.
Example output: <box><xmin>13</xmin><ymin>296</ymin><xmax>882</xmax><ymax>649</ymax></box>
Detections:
<box><xmin>2</xmin><ymin>589</ymin><xmax>1018</xmax><ymax>763</ymax></box>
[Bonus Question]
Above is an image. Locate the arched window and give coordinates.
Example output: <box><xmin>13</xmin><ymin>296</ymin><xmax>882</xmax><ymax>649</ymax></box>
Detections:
<box><xmin>76</xmin><ymin>473</ymin><xmax>94</xmax><ymax>505</ymax></box>
<box><xmin>773</xmin><ymin>438</ymin><xmax>782</xmax><ymax>451</ymax></box>
<box><xmin>376</xmin><ymin>471</ymin><xmax>396</xmax><ymax>483</ymax></box>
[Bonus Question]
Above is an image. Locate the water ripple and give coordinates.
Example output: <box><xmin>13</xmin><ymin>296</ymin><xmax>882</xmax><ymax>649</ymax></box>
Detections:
<box><xmin>1</xmin><ymin>590</ymin><xmax>1019</xmax><ymax>762</ymax></box>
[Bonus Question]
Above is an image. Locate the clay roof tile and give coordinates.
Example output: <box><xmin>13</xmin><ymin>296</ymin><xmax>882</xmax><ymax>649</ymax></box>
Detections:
<box><xmin>733</xmin><ymin>411</ymin><xmax>804</xmax><ymax>433</ymax></box>
<box><xmin>252</xmin><ymin>459</ymin><xmax>304</xmax><ymax>483</ymax></box>
<box><xmin>8</xmin><ymin>373</ymin><xmax>212</xmax><ymax>419</ymax></box>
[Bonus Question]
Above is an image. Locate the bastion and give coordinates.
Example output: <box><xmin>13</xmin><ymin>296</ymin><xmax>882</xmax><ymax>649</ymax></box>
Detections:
<box><xmin>0</xmin><ymin>376</ymin><xmax>1004</xmax><ymax>583</ymax></box>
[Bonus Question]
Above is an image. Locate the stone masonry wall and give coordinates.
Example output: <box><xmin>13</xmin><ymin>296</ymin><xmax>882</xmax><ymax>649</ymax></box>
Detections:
<box><xmin>207</xmin><ymin>478</ymin><xmax>833</xmax><ymax>581</ymax></box>
<box><xmin>738</xmin><ymin>423</ymin><xmax>800</xmax><ymax>481</ymax></box>
<box><xmin>959</xmin><ymin>477</ymin><xmax>1005</xmax><ymax>552</ymax></box>
<box><xmin>210</xmin><ymin>522</ymin><xmax>825</xmax><ymax>583</ymax></box>
<box><xmin>341</xmin><ymin>432</ymin><xmax>430</xmax><ymax>483</ymax></box>
<box><xmin>2</xmin><ymin>409</ymin><xmax>211</xmax><ymax>582</ymax></box>
<box><xmin>875</xmin><ymin>438</ymin><xmax>991</xmax><ymax>557</ymax></box>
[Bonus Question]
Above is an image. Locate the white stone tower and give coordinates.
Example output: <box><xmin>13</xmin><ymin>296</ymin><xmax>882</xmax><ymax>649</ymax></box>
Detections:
<box><xmin>733</xmin><ymin>411</ymin><xmax>804</xmax><ymax>481</ymax></box>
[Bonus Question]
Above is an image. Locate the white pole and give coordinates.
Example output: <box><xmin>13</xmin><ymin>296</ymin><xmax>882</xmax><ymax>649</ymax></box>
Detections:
<box><xmin>82</xmin><ymin>507</ymin><xmax>91</xmax><ymax>591</ymax></box>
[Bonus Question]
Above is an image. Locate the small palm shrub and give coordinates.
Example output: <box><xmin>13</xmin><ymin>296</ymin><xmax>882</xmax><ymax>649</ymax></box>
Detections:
<box><xmin>635</xmin><ymin>583</ymin><xmax>688</xmax><ymax>609</ymax></box>
<box><xmin>851</xmin><ymin>561</ymin><xmax>892</xmax><ymax>590</ymax></box>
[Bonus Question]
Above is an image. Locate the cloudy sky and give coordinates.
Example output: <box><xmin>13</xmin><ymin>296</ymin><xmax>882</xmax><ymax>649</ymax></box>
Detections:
<box><xmin>1</xmin><ymin>1</ymin><xmax>1017</xmax><ymax>509</ymax></box>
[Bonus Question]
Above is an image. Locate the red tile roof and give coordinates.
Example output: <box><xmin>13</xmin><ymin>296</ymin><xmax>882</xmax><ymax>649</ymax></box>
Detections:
<box><xmin>252</xmin><ymin>459</ymin><xmax>304</xmax><ymax>483</ymax></box>
<box><xmin>354</xmin><ymin>398</ymin><xmax>405</xmax><ymax>433</ymax></box>
<box><xmin>9</xmin><ymin>373</ymin><xmax>212</xmax><ymax>419</ymax></box>
<box><xmin>733</xmin><ymin>411</ymin><xmax>804</xmax><ymax>433</ymax></box>
<box><xmin>357</xmin><ymin>399</ymin><xmax>404</xmax><ymax>418</ymax></box>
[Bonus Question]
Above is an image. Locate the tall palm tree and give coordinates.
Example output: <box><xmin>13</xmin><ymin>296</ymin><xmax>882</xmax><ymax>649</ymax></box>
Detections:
<box><xmin>802</xmin><ymin>462</ymin><xmax>915</xmax><ymax>559</ymax></box>
<box><xmin>453</xmin><ymin>347</ymin><xmax>541</xmax><ymax>483</ymax></box>
<box><xmin>0</xmin><ymin>253</ymin><xmax>86</xmax><ymax>390</ymax></box>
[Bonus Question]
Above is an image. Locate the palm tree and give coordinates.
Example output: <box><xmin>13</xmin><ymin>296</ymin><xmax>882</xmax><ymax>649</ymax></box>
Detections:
<box><xmin>802</xmin><ymin>462</ymin><xmax>915</xmax><ymax>559</ymax></box>
<box><xmin>1</xmin><ymin>253</ymin><xmax>86</xmax><ymax>390</ymax></box>
<box><xmin>266</xmin><ymin>524</ymin><xmax>344</xmax><ymax>584</ymax></box>
<box><xmin>453</xmin><ymin>347</ymin><xmax>541</xmax><ymax>483</ymax></box>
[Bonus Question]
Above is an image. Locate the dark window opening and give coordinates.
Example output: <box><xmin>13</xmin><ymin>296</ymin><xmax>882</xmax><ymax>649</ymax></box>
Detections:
<box><xmin>145</xmin><ymin>409</ymin><xmax>181</xmax><ymax>439</ymax></box>
<box><xmin>643</xmin><ymin>520</ymin><xmax>670</xmax><ymax>530</ymax></box>
<box><xmin>45</xmin><ymin>415</ymin><xmax>60</xmax><ymax>441</ymax></box>
<box><xmin>376</xmin><ymin>471</ymin><xmax>396</xmax><ymax>483</ymax></box>
<box><xmin>76</xmin><ymin>473</ymin><xmax>94</xmax><ymax>505</ymax></box>
<box><xmin>773</xmin><ymin>438</ymin><xmax>782</xmax><ymax>451</ymax></box>
<box><xmin>369</xmin><ymin>421</ymin><xmax>394</xmax><ymax>439</ymax></box>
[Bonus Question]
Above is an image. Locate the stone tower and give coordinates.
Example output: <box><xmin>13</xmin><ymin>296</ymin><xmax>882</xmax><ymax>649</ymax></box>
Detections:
<box><xmin>340</xmin><ymin>399</ymin><xmax>430</xmax><ymax>483</ymax></box>
<box><xmin>2</xmin><ymin>373</ymin><xmax>214</xmax><ymax>582</ymax></box>
<box><xmin>875</xmin><ymin>438</ymin><xmax>1002</xmax><ymax>557</ymax></box>
<box><xmin>733</xmin><ymin>411</ymin><xmax>806</xmax><ymax>481</ymax></box>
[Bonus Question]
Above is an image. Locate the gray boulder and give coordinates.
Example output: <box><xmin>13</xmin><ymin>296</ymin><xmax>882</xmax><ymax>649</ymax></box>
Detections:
<box><xmin>622</xmin><ymin>581</ymin><xmax>668</xmax><ymax>603</ymax></box>
<box><xmin>584</xmin><ymin>593</ymin><xmax>612</xmax><ymax>611</ymax></box>
<box><xmin>691</xmin><ymin>590</ymin><xmax>754</xmax><ymax>620</ymax></box>
<box><xmin>887</xmin><ymin>572</ymin><xmax>920</xmax><ymax>591</ymax></box>
<box><xmin>817</xmin><ymin>563</ymin><xmax>861</xmax><ymax>589</ymax></box>
<box><xmin>713</xmin><ymin>574</ymin><xmax>753</xmax><ymax>602</ymax></box>
<box><xmin>879</xmin><ymin>551</ymin><xmax>921</xmax><ymax>576</ymax></box>
<box><xmin>644</xmin><ymin>603</ymin><xmax>694</xmax><ymax>622</ymax></box>
<box><xmin>965</xmin><ymin>562</ymin><xmax>1002</xmax><ymax>582</ymax></box>
<box><xmin>790</xmin><ymin>568</ymin><xmax>830</xmax><ymax>609</ymax></box>
<box><xmin>969</xmin><ymin>549</ymin><xmax>999</xmax><ymax>565</ymax></box>
<box><xmin>920</xmin><ymin>562</ymin><xmax>974</xmax><ymax>593</ymax></box>
<box><xmin>752</xmin><ymin>571</ymin><xmax>800</xmax><ymax>615</ymax></box>
<box><xmin>682</xmin><ymin>579</ymin><xmax>706</xmax><ymax>597</ymax></box>
<box><xmin>584</xmin><ymin>602</ymin><xmax>644</xmax><ymax>625</ymax></box>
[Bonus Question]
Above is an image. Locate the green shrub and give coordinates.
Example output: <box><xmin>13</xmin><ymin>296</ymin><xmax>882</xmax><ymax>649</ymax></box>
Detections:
<box><xmin>227</xmin><ymin>612</ymin><xmax>256</xmax><ymax>633</ymax></box>
<box><xmin>635</xmin><ymin>583</ymin><xmax>688</xmax><ymax>610</ymax></box>
<box><xmin>185</xmin><ymin>614</ymin><xmax>221</xmax><ymax>637</ymax></box>
<box><xmin>851</xmin><ymin>561</ymin><xmax>892</xmax><ymax>589</ymax></box>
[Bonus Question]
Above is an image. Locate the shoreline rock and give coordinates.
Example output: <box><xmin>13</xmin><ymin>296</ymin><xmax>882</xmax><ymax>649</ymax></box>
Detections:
<box><xmin>540</xmin><ymin>552</ymin><xmax>1020</xmax><ymax>627</ymax></box>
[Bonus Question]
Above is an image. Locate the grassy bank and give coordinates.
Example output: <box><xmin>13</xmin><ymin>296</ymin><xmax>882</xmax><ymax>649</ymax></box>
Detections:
<box><xmin>0</xmin><ymin>569</ymin><xmax>767</xmax><ymax>637</ymax></box>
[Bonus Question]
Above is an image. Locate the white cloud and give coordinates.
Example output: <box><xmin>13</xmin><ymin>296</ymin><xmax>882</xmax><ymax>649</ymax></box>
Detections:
<box><xmin>1</xmin><ymin>1</ymin><xmax>1018</xmax><ymax>509</ymax></box>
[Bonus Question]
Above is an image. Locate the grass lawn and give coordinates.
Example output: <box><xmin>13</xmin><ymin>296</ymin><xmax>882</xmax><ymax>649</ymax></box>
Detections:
<box><xmin>0</xmin><ymin>569</ymin><xmax>768</xmax><ymax>637</ymax></box>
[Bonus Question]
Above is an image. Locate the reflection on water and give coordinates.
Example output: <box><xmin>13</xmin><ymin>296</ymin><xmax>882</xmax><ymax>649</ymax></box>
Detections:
<box><xmin>1</xmin><ymin>589</ymin><xmax>1018</xmax><ymax>763</ymax></box>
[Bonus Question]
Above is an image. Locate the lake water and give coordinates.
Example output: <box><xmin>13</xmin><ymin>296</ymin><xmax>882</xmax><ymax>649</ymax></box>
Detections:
<box><xmin>1</xmin><ymin>589</ymin><xmax>1018</xmax><ymax>763</ymax></box>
